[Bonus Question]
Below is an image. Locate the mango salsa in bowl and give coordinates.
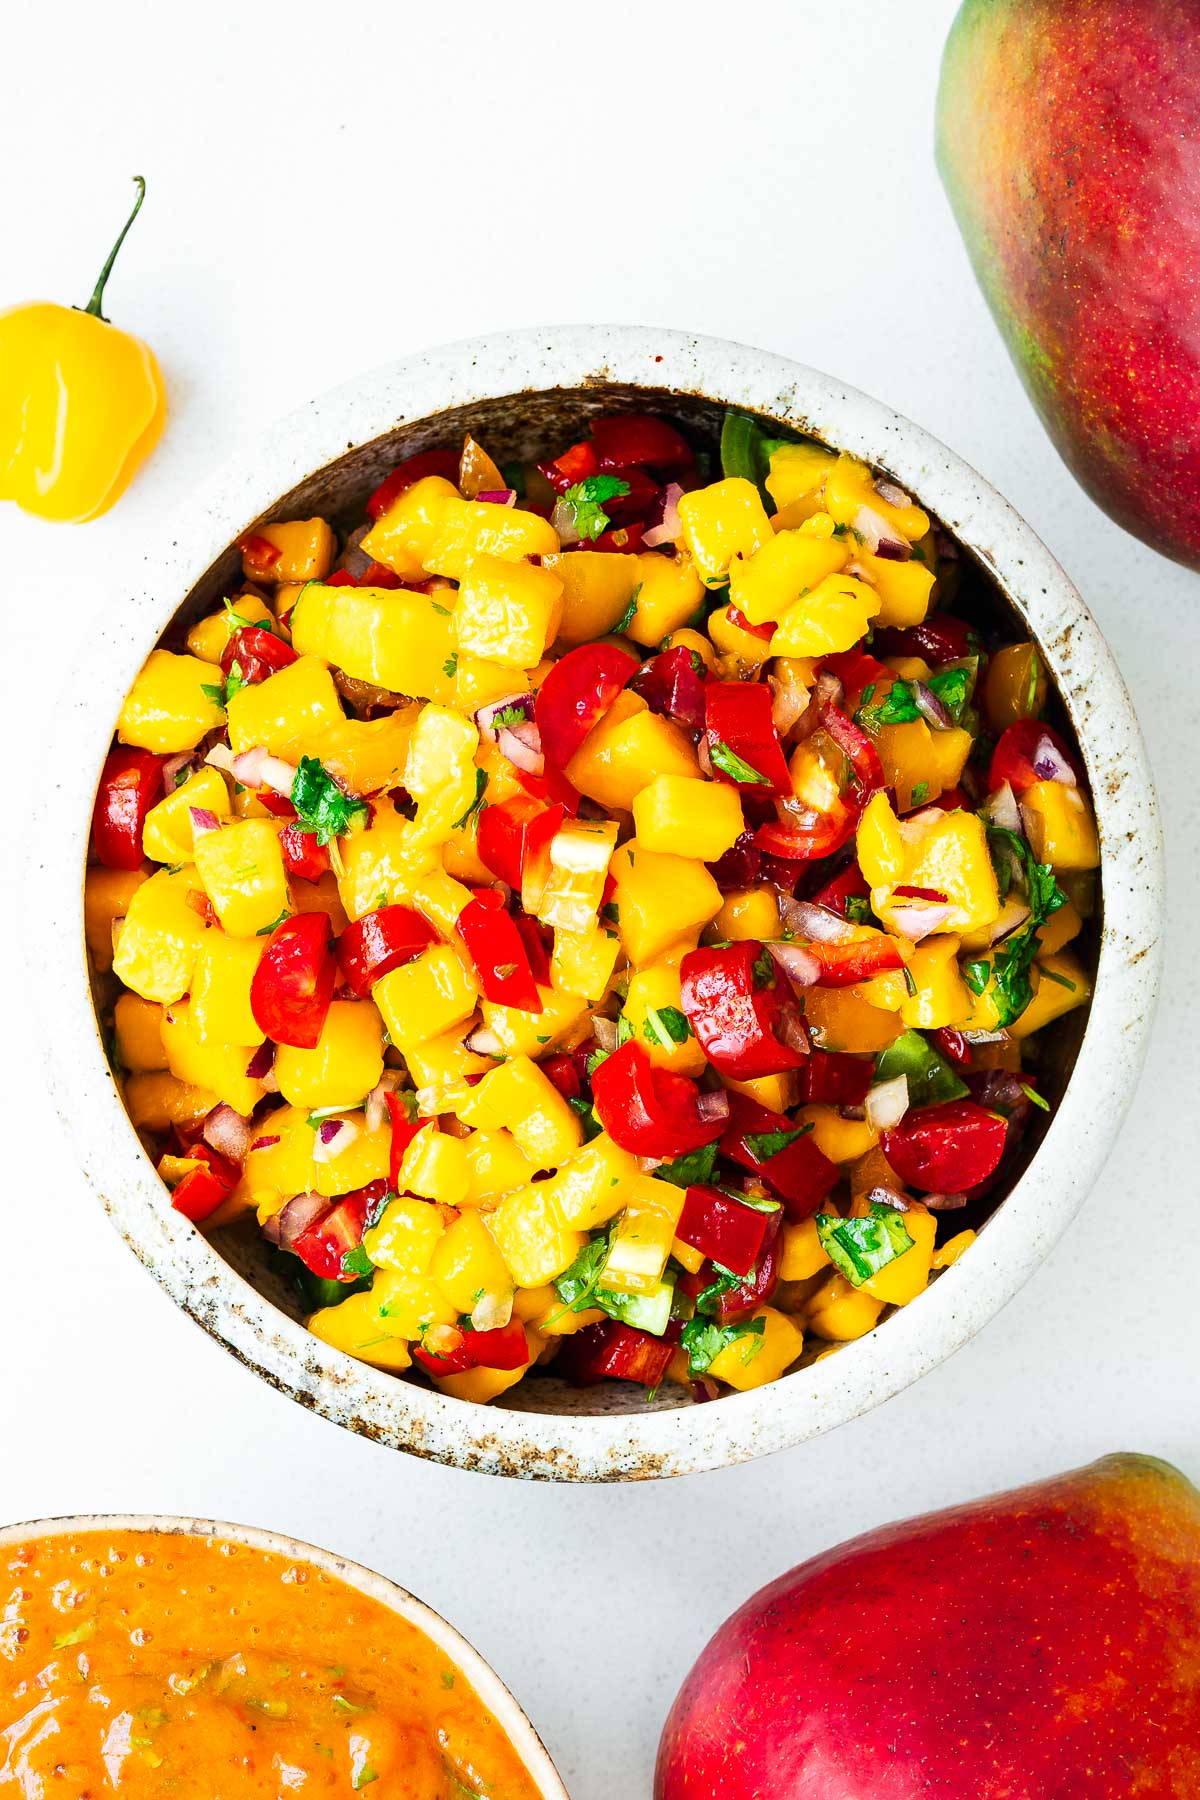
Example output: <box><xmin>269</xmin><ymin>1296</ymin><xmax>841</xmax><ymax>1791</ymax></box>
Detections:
<box><xmin>89</xmin><ymin>388</ymin><xmax>1101</xmax><ymax>1411</ymax></box>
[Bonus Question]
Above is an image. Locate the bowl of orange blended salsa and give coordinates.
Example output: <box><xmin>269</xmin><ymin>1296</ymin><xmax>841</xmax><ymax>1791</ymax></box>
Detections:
<box><xmin>0</xmin><ymin>1517</ymin><xmax>566</xmax><ymax>1796</ymax></box>
<box><xmin>87</xmin><ymin>395</ymin><xmax>1101</xmax><ymax>1412</ymax></box>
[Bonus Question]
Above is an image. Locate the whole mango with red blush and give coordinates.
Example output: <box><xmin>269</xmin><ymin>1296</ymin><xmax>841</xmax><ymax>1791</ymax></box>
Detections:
<box><xmin>937</xmin><ymin>1</ymin><xmax>1200</xmax><ymax>568</ymax></box>
<box><xmin>656</xmin><ymin>1454</ymin><xmax>1200</xmax><ymax>1798</ymax></box>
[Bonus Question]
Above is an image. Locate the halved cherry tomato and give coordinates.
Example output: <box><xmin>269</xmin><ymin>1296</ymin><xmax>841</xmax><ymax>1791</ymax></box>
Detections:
<box><xmin>541</xmin><ymin>1053</ymin><xmax>582</xmax><ymax>1101</ymax></box>
<box><xmin>680</xmin><ymin>942</ymin><xmax>807</xmax><ymax>1080</ymax></box>
<box><xmin>590</xmin><ymin>414</ymin><xmax>692</xmax><ymax>470</ymax></box>
<box><xmin>720</xmin><ymin>1095</ymin><xmax>840</xmax><ymax>1218</ymax></box>
<box><xmin>413</xmin><ymin>1318</ymin><xmax>531</xmax><ymax>1378</ymax></box>
<box><xmin>882</xmin><ymin>1099</ymin><xmax>1008</xmax><ymax>1193</ymax></box>
<box><xmin>359</xmin><ymin>560</ymin><xmax>404</xmax><ymax>588</ymax></box>
<box><xmin>989</xmin><ymin>719</ymin><xmax>1081</xmax><ymax>795</ymax></box>
<box><xmin>807</xmin><ymin>858</ymin><xmax>870</xmax><ymax>918</ymax></box>
<box><xmin>632</xmin><ymin>644</ymin><xmax>708</xmax><ymax>731</ymax></box>
<box><xmin>278</xmin><ymin>822</ymin><xmax>330</xmax><ymax>884</ymax></box>
<box><xmin>220</xmin><ymin>626</ymin><xmax>297</xmax><ymax>686</ymax></box>
<box><xmin>819</xmin><ymin>648</ymin><xmax>894</xmax><ymax>712</ymax></box>
<box><xmin>336</xmin><ymin>906</ymin><xmax>438</xmax><ymax>999</ymax></box>
<box><xmin>601</xmin><ymin>467</ymin><xmax>660</xmax><ymax>525</ymax></box>
<box><xmin>169</xmin><ymin>1142</ymin><xmax>240</xmax><ymax>1225</ymax></box>
<box><xmin>92</xmin><ymin>746</ymin><xmax>166</xmax><ymax>870</ymax></box>
<box><xmin>366</xmin><ymin>449</ymin><xmax>461</xmax><ymax>520</ymax></box>
<box><xmin>534</xmin><ymin>642</ymin><xmax>639</xmax><ymax>769</ymax></box>
<box><xmin>293</xmin><ymin>1180</ymin><xmax>388</xmax><ymax>1281</ymax></box>
<box><xmin>705</xmin><ymin>682</ymin><xmax>793</xmax><ymax>793</ymax></box>
<box><xmin>709</xmin><ymin>830</ymin><xmax>762</xmax><ymax>890</ymax></box>
<box><xmin>873</xmin><ymin>614</ymin><xmax>978</xmax><ymax>665</ymax></box>
<box><xmin>251</xmin><ymin>913</ymin><xmax>337</xmax><ymax>1048</ymax></box>
<box><xmin>590</xmin><ymin>1042</ymin><xmax>725</xmax><ymax>1159</ymax></box>
<box><xmin>756</xmin><ymin>799</ymin><xmax>858</xmax><ymax>861</ymax></box>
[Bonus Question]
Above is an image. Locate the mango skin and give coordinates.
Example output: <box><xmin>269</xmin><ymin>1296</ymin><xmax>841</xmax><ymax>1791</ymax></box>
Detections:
<box><xmin>656</xmin><ymin>1454</ymin><xmax>1200</xmax><ymax>1798</ymax></box>
<box><xmin>937</xmin><ymin>0</ymin><xmax>1200</xmax><ymax>568</ymax></box>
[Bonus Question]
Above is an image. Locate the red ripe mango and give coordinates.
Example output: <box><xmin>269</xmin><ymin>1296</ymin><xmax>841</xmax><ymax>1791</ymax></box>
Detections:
<box><xmin>937</xmin><ymin>1</ymin><xmax>1200</xmax><ymax>568</ymax></box>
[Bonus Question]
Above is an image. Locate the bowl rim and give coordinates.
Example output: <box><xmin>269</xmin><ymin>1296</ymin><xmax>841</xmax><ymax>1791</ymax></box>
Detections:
<box><xmin>0</xmin><ymin>1510</ymin><xmax>569</xmax><ymax>1796</ymax></box>
<box><xmin>36</xmin><ymin>323</ymin><xmax>1164</xmax><ymax>1481</ymax></box>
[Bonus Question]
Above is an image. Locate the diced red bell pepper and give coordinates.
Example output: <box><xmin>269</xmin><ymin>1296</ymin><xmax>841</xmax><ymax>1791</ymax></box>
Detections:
<box><xmin>679</xmin><ymin>942</ymin><xmax>807</xmax><ymax>1080</ymax></box>
<box><xmin>413</xmin><ymin>1318</ymin><xmax>531</xmax><ymax>1377</ymax></box>
<box><xmin>293</xmin><ymin>1181</ymin><xmax>387</xmax><ymax>1282</ymax></box>
<box><xmin>169</xmin><ymin>1142</ymin><xmax>241</xmax><ymax>1225</ymax></box>
<box><xmin>220</xmin><ymin>625</ymin><xmax>297</xmax><ymax>686</ymax></box>
<box><xmin>541</xmin><ymin>1053</ymin><xmax>582</xmax><ymax>1101</ymax></box>
<box><xmin>872</xmin><ymin>614</ymin><xmax>978</xmax><ymax>665</ymax></box>
<box><xmin>755</xmin><ymin>794</ymin><xmax>858</xmax><ymax>863</ymax></box>
<box><xmin>711</xmin><ymin>1209</ymin><xmax>783</xmax><ymax>1321</ymax></box>
<box><xmin>820</xmin><ymin>648</ymin><xmax>895</xmax><ymax>712</ymax></box>
<box><xmin>807</xmin><ymin>858</ymin><xmax>871</xmax><ymax>918</ymax></box>
<box><xmin>456</xmin><ymin>895</ymin><xmax>543</xmax><ymax>1012</ymax></box>
<box><xmin>590</xmin><ymin>414</ymin><xmax>693</xmax><ymax>471</ymax></box>
<box><xmin>250</xmin><ymin>913</ymin><xmax>337</xmax><ymax>1048</ymax></box>
<box><xmin>256</xmin><ymin>789</ymin><xmax>298</xmax><ymax>820</ymax></box>
<box><xmin>513</xmin><ymin>763</ymin><xmax>582</xmax><ymax>816</ymax></box>
<box><xmin>590</xmin><ymin>1043</ymin><xmax>726</xmax><ymax>1159</ymax></box>
<box><xmin>384</xmin><ymin>1095</ymin><xmax>427</xmax><ymax>1189</ymax></box>
<box><xmin>325</xmin><ymin>568</ymin><xmax>359</xmax><ymax>588</ymax></box>
<box><xmin>801</xmin><ymin>1049</ymin><xmax>874</xmax><ymax>1105</ymax></box>
<box><xmin>821</xmin><ymin>703</ymin><xmax>886</xmax><ymax>801</ymax></box>
<box><xmin>365</xmin><ymin>448</ymin><xmax>461</xmax><ymax>520</ymax></box>
<box><xmin>238</xmin><ymin>532</ymin><xmax>283</xmax><ymax>575</ymax></box>
<box><xmin>336</xmin><ymin>906</ymin><xmax>438</xmax><ymax>999</ymax></box>
<box><xmin>882</xmin><ymin>1099</ymin><xmax>1009</xmax><ymax>1193</ymax></box>
<box><xmin>584</xmin><ymin>521</ymin><xmax>646</xmax><ymax>555</ymax></box>
<box><xmin>92</xmin><ymin>746</ymin><xmax>166</xmax><ymax>870</ymax></box>
<box><xmin>537</xmin><ymin>440</ymin><xmax>599</xmax><ymax>494</ymax></box>
<box><xmin>557</xmin><ymin>1320</ymin><xmax>676</xmax><ymax>1388</ymax></box>
<box><xmin>600</xmin><ymin>467</ymin><xmax>660</xmax><ymax>525</ymax></box>
<box><xmin>805</xmin><ymin>934</ymin><xmax>905</xmax><ymax>987</ymax></box>
<box><xmin>359</xmin><ymin>560</ymin><xmax>405</xmax><ymax>589</ymax></box>
<box><xmin>278</xmin><ymin>822</ymin><xmax>330</xmax><ymax>884</ymax></box>
<box><xmin>727</xmin><ymin>606</ymin><xmax>776</xmax><ymax>641</ymax></box>
<box><xmin>477</xmin><ymin>794</ymin><xmax>563</xmax><ymax>891</ymax></box>
<box><xmin>632</xmin><ymin>644</ymin><xmax>708</xmax><ymax>731</ymax></box>
<box><xmin>932</xmin><ymin>1028</ymin><xmax>973</xmax><ymax>1068</ymax></box>
<box><xmin>720</xmin><ymin>1095</ymin><xmax>839</xmax><ymax>1219</ymax></box>
<box><xmin>705</xmin><ymin>681</ymin><xmax>793</xmax><ymax>793</ymax></box>
<box><xmin>675</xmin><ymin>1184</ymin><xmax>772</xmax><ymax>1277</ymax></box>
<box><xmin>514</xmin><ymin>912</ymin><xmax>553</xmax><ymax>988</ymax></box>
<box><xmin>535</xmin><ymin>642</ymin><xmax>639</xmax><ymax>770</ymax></box>
<box><xmin>989</xmin><ymin>719</ymin><xmax>1081</xmax><ymax>794</ymax></box>
<box><xmin>929</xmin><ymin>784</ymin><xmax>970</xmax><ymax>813</ymax></box>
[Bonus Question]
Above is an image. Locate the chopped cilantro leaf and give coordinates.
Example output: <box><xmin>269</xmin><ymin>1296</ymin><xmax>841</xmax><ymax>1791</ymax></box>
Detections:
<box><xmin>751</xmin><ymin>947</ymin><xmax>776</xmax><ymax>986</ymax></box>
<box><xmin>341</xmin><ymin>1244</ymin><xmax>373</xmax><ymax>1278</ymax></box>
<box><xmin>816</xmin><ymin>1202</ymin><xmax>914</xmax><ymax>1287</ymax></box>
<box><xmin>963</xmin><ymin>958</ymin><xmax>991</xmax><ymax>996</ymax></box>
<box><xmin>613</xmin><ymin>583</ymin><xmax>642</xmax><ymax>634</ymax></box>
<box><xmin>615</xmin><ymin>1014</ymin><xmax>634</xmax><ymax>1047</ymax></box>
<box><xmin>200</xmin><ymin>682</ymin><xmax>227</xmax><ymax>709</ymax></box>
<box><xmin>601</xmin><ymin>901</ymin><xmax>619</xmax><ymax>925</ymax></box>
<box><xmin>442</xmin><ymin>652</ymin><xmax>459</xmax><ymax>677</ymax></box>
<box><xmin>430</xmin><ymin>600</ymin><xmax>452</xmax><ymax>617</ymax></box>
<box><xmin>680</xmin><ymin>1313</ymin><xmax>766</xmax><ymax>1377</ymax></box>
<box><xmin>857</xmin><ymin>680</ymin><xmax>920</xmax><ymax>729</ymax></box>
<box><xmin>910</xmin><ymin>782</ymin><xmax>930</xmax><ymax>806</ymax></box>
<box><xmin>452</xmin><ymin>768</ymin><xmax>488</xmax><ymax>833</ymax></box>
<box><xmin>656</xmin><ymin>1142</ymin><xmax>719</xmax><ymax>1188</ymax></box>
<box><xmin>709</xmin><ymin>738</ymin><xmax>771</xmax><ymax>785</ymax></box>
<box><xmin>1020</xmin><ymin>1082</ymin><xmax>1051</xmax><ymax>1113</ymax></box>
<box><xmin>562</xmin><ymin>474</ymin><xmax>630</xmax><ymax>542</ymax></box>
<box><xmin>1040</xmin><ymin>966</ymin><xmax>1078</xmax><ymax>991</ymax></box>
<box><xmin>491</xmin><ymin>703</ymin><xmax>528</xmax><ymax>728</ymax></box>
<box><xmin>743</xmin><ymin>1122</ymin><xmax>811</xmax><ymax>1162</ymax></box>
<box><xmin>52</xmin><ymin>1621</ymin><xmax>96</xmax><ymax>1649</ymax></box>
<box><xmin>291</xmin><ymin>757</ymin><xmax>370</xmax><ymax>846</ymax></box>
<box><xmin>845</xmin><ymin>894</ymin><xmax>873</xmax><ymax>926</ymax></box>
<box><xmin>255</xmin><ymin>906</ymin><xmax>292</xmax><ymax>937</ymax></box>
<box><xmin>926</xmin><ymin>666</ymin><xmax>972</xmax><ymax>723</ymax></box>
<box><xmin>641</xmin><ymin>1005</ymin><xmax>693</xmax><ymax>1049</ymax></box>
<box><xmin>352</xmin><ymin>1765</ymin><xmax>378</xmax><ymax>1790</ymax></box>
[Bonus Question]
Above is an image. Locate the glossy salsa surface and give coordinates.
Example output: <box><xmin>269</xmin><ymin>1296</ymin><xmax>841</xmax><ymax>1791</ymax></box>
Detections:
<box><xmin>0</xmin><ymin>1530</ymin><xmax>541</xmax><ymax>1797</ymax></box>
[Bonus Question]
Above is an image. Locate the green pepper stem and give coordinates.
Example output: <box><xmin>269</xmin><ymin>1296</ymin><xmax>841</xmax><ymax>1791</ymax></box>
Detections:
<box><xmin>83</xmin><ymin>176</ymin><xmax>147</xmax><ymax>320</ymax></box>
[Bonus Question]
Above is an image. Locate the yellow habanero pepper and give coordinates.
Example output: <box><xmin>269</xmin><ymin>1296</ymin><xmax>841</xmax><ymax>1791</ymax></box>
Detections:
<box><xmin>0</xmin><ymin>178</ymin><xmax>165</xmax><ymax>523</ymax></box>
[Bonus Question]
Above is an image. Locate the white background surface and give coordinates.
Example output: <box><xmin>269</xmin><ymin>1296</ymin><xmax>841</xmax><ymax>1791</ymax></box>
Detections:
<box><xmin>1</xmin><ymin>3</ymin><xmax>1196</xmax><ymax>1794</ymax></box>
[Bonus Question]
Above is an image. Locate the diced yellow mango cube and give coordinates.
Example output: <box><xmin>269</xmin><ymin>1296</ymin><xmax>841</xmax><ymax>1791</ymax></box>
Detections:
<box><xmin>625</xmin><ymin>553</ymin><xmax>705</xmax><ymax>647</ymax></box>
<box><xmin>823</xmin><ymin>454</ymin><xmax>929</xmax><ymax>542</ymax></box>
<box><xmin>364</xmin><ymin>1194</ymin><xmax>446</xmax><ymax>1277</ymax></box>
<box><xmin>862</xmin><ymin>1203</ymin><xmax>937</xmax><ymax>1305</ymax></box>
<box><xmin>397</xmin><ymin>1126</ymin><xmax>471</xmax><ymax>1207</ymax></box>
<box><xmin>768</xmin><ymin>573</ymin><xmax>880</xmax><ymax>658</ymax></box>
<box><xmin>124</xmin><ymin>1071</ymin><xmax>217</xmax><ymax>1132</ymax></box>
<box><xmin>186</xmin><ymin>593</ymin><xmax>276</xmax><ymax>663</ymax></box>
<box><xmin>313</xmin><ymin>1116</ymin><xmax>392</xmax><ymax>1197</ymax></box>
<box><xmin>540</xmin><ymin>1134</ymin><xmax>641</xmax><ymax>1231</ymax></box>
<box><xmin>722</xmin><ymin>1069</ymin><xmax>803</xmax><ymax>1113</ymax></box>
<box><xmin>797</xmin><ymin>1103</ymin><xmax>879</xmax><ymax>1164</ymax></box>
<box><xmin>805</xmin><ymin>1272</ymin><xmax>884</xmax><ymax>1341</ymax></box>
<box><xmin>402</xmin><ymin>705</ymin><xmax>480</xmax><ymax>850</ymax></box>
<box><xmin>193</xmin><ymin>819</ymin><xmax>288</xmax><ymax>938</ymax></box>
<box><xmin>632</xmin><ymin>775</ymin><xmax>744</xmax><ymax>861</ymax></box>
<box><xmin>1036</xmin><ymin>898</ymin><xmax>1083</xmax><ymax>957</ymax></box>
<box><xmin>359</xmin><ymin>475</ymin><xmax>459</xmax><ymax>580</ymax></box>
<box><xmin>117</xmin><ymin>650</ymin><xmax>226</xmax><ymax>754</ymax></box>
<box><xmin>485</xmin><ymin>1184</ymin><xmax>587</xmax><ymax>1288</ymax></box>
<box><xmin>307</xmin><ymin>1291</ymin><xmax>413</xmax><ymax>1372</ymax></box>
<box><xmin>430</xmin><ymin>1209</ymin><xmax>514</xmax><ymax>1312</ymax></box>
<box><xmin>113</xmin><ymin>993</ymin><xmax>167</xmax><ymax>1072</ymax></box>
<box><xmin>274</xmin><ymin>1000</ymin><xmax>385</xmax><ymax>1108</ymax></box>
<box><xmin>289</xmin><ymin>583</ymin><xmax>456</xmax><ymax>706</ymax></box>
<box><xmin>566</xmin><ymin>690</ymin><xmax>699</xmax><ymax>812</ymax></box>
<box><xmin>481</xmin><ymin>985</ymin><xmax>590</xmax><ymax>1059</ymax></box>
<box><xmin>372</xmin><ymin>1271</ymin><xmax>458</xmax><ymax>1339</ymax></box>
<box><xmin>239</xmin><ymin>1107</ymin><xmax>316</xmax><ymax>1215</ymax></box>
<box><xmin>874</xmin><ymin>717</ymin><xmax>972</xmax><ymax>811</ymax></box>
<box><xmin>190</xmin><ymin>932</ymin><xmax>265</xmax><ymax>1046</ymax></box>
<box><xmin>309</xmin><ymin>711</ymin><xmax>417</xmax><ymax>797</ymax></box>
<box><xmin>678</xmin><ymin>478</ymin><xmax>772</xmax><ymax>581</ymax></box>
<box><xmin>854</xmin><ymin>550</ymin><xmax>936</xmax><ymax>628</ymax></box>
<box><xmin>622</xmin><ymin>960</ymin><xmax>706</xmax><ymax>1076</ymax></box>
<box><xmin>861</xmin><ymin>794</ymin><xmax>1001</xmax><ymax>937</ymax></box>
<box><xmin>459</xmin><ymin>1057</ymin><xmax>582</xmax><ymax>1169</ymax></box>
<box><xmin>1020</xmin><ymin>781</ymin><xmax>1100</xmax><ymax>870</ymax></box>
<box><xmin>710</xmin><ymin>887</ymin><xmax>780</xmax><ymax>942</ymax></box>
<box><xmin>984</xmin><ymin>642</ymin><xmax>1046</xmax><ymax>732</ymax></box>
<box><xmin>802</xmin><ymin>986</ymin><xmax>902</xmax><ymax>1055</ymax></box>
<box><xmin>226</xmin><ymin>655</ymin><xmax>345</xmax><ymax>763</ymax></box>
<box><xmin>1008</xmin><ymin>949</ymin><xmax>1092</xmax><ymax>1039</ymax></box>
<box><xmin>609</xmin><ymin>839</ymin><xmax>722</xmax><ymax>967</ymax></box>
<box><xmin>112</xmin><ymin>866</ymin><xmax>210</xmax><ymax>1003</ymax></box>
<box><xmin>765</xmin><ymin>442</ymin><xmax>838</xmax><ymax>510</ymax></box>
<box><xmin>161</xmin><ymin>1001</ymin><xmax>265</xmax><ymax>1116</ymax></box>
<box><xmin>242</xmin><ymin>517</ymin><xmax>335</xmax><ymax>584</ymax></box>
<box><xmin>707</xmin><ymin>604</ymin><xmax>773</xmax><ymax>669</ymax></box>
<box><xmin>728</xmin><ymin>528</ymin><xmax>850</xmax><ymax>625</ymax></box>
<box><xmin>373</xmin><ymin>945</ymin><xmax>480</xmax><ymax>1053</ymax></box>
<box><xmin>141</xmin><ymin>766</ymin><xmax>231</xmax><ymax>865</ymax></box>
<box><xmin>86</xmin><ymin>867</ymin><xmax>147</xmax><ymax>973</ymax></box>
<box><xmin>457</xmin><ymin>1131</ymin><xmax>534</xmax><ymax>1207</ymax></box>
<box><xmin>336</xmin><ymin>797</ymin><xmax>435</xmax><ymax>922</ymax></box>
<box><xmin>424</xmin><ymin>497</ymin><xmax>560</xmax><ymax>579</ymax></box>
<box><xmin>780</xmin><ymin>1216</ymin><xmax>832</xmax><ymax>1282</ymax></box>
<box><xmin>405</xmin><ymin>1030</ymin><xmax>492</xmax><ymax>1092</ymax></box>
<box><xmin>540</xmin><ymin>551</ymin><xmax>640</xmax><ymax>646</ymax></box>
<box><xmin>551</xmin><ymin>922</ymin><xmax>622</xmax><ymax>1005</ymax></box>
<box><xmin>899</xmin><ymin>934</ymin><xmax>971</xmax><ymax>1030</ymax></box>
<box><xmin>454</xmin><ymin>556</ymin><xmax>563</xmax><ymax>667</ymax></box>
<box><xmin>434</xmin><ymin>1343</ymin><xmax>538</xmax><ymax>1403</ymax></box>
<box><xmin>708</xmin><ymin>1306</ymin><xmax>804</xmax><ymax>1390</ymax></box>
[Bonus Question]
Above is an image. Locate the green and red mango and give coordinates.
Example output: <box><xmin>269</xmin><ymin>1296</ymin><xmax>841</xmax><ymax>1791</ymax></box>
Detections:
<box><xmin>656</xmin><ymin>1454</ymin><xmax>1200</xmax><ymax>1797</ymax></box>
<box><xmin>937</xmin><ymin>0</ymin><xmax>1200</xmax><ymax>569</ymax></box>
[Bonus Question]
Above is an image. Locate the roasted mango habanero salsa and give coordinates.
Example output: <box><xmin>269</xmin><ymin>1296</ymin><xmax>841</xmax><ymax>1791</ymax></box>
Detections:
<box><xmin>89</xmin><ymin>412</ymin><xmax>1098</xmax><ymax>1403</ymax></box>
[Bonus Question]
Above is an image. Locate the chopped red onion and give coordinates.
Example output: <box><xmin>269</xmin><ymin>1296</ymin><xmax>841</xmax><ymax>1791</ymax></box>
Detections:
<box><xmin>913</xmin><ymin>681</ymin><xmax>954</xmax><ymax>732</ymax></box>
<box><xmin>1029</xmin><ymin>735</ymin><xmax>1078</xmax><ymax>786</ymax></box>
<box><xmin>886</xmin><ymin>897</ymin><xmax>956</xmax><ymax>942</ymax></box>
<box><xmin>853</xmin><ymin>504</ymin><xmax>910</xmax><ymax>561</ymax></box>
<box><xmin>205</xmin><ymin>744</ymin><xmax>237</xmax><ymax>776</ymax></box>
<box><xmin>865</xmin><ymin>1075</ymin><xmax>909</xmax><ymax>1132</ymax></box>
<box><xmin>985</xmin><ymin>896</ymin><xmax>1032</xmax><ymax>945</ymax></box>
<box><xmin>262</xmin><ymin>1190</ymin><xmax>330</xmax><ymax>1248</ymax></box>
<box><xmin>691</xmin><ymin>1377</ymin><xmax>719</xmax><ymax>1404</ymax></box>
<box><xmin>551</xmin><ymin>497</ymin><xmax>582</xmax><ymax>546</ymax></box>
<box><xmin>767</xmin><ymin>941</ymin><xmax>823</xmax><ymax>987</ymax></box>
<box><xmin>872</xmin><ymin>537</ymin><xmax>911</xmax><ymax>563</ymax></box>
<box><xmin>924</xmin><ymin>1191</ymin><xmax>969</xmax><ymax>1212</ymax></box>
<box><xmin>475</xmin><ymin>692</ymin><xmax>536</xmax><ymax>743</ymax></box>
<box><xmin>476</xmin><ymin>488</ymin><xmax>517</xmax><ymax>508</ymax></box>
<box><xmin>338</xmin><ymin>523</ymin><xmax>374</xmax><ymax>581</ymax></box>
<box><xmin>258</xmin><ymin>754</ymin><xmax>299</xmax><ymax>797</ymax></box>
<box><xmin>874</xmin><ymin>477</ymin><xmax>914</xmax><ymax>509</ymax></box>
<box><xmin>470</xmin><ymin>1290</ymin><xmax>514</xmax><ymax>1331</ymax></box>
<box><xmin>642</xmin><ymin>481</ymin><xmax>684</xmax><ymax>549</ymax></box>
<box><xmin>982</xmin><ymin>780</ymin><xmax>1022</xmax><ymax>833</ymax></box>
<box><xmin>769</xmin><ymin>665</ymin><xmax>813</xmax><ymax>736</ymax></box>
<box><xmin>364</xmin><ymin>1070</ymin><xmax>405</xmax><ymax>1133</ymax></box>
<box><xmin>465</xmin><ymin>1024</ymin><xmax>504</xmax><ymax>1056</ymax></box>
<box><xmin>202</xmin><ymin>1102</ymin><xmax>254</xmax><ymax>1163</ymax></box>
<box><xmin>697</xmin><ymin>737</ymin><xmax>714</xmax><ymax>777</ymax></box>
<box><xmin>812</xmin><ymin>669</ymin><xmax>845</xmax><ymax>713</ymax></box>
<box><xmin>312</xmin><ymin>1116</ymin><xmax>360</xmax><ymax>1163</ymax></box>
<box><xmin>777</xmin><ymin>1004</ymin><xmax>812</xmax><ymax>1054</ymax></box>
<box><xmin>865</xmin><ymin>1183</ymin><xmax>910</xmax><ymax>1212</ymax></box>
<box><xmin>496</xmin><ymin>721</ymin><xmax>544</xmax><ymax>776</ymax></box>
<box><xmin>229</xmin><ymin>746</ymin><xmax>265</xmax><ymax>787</ymax></box>
<box><xmin>778</xmin><ymin>897</ymin><xmax>858</xmax><ymax>944</ymax></box>
<box><xmin>245</xmin><ymin>1042</ymin><xmax>276</xmax><ymax>1081</ymax></box>
<box><xmin>161</xmin><ymin>752</ymin><xmax>193</xmax><ymax>794</ymax></box>
<box><xmin>188</xmin><ymin>806</ymin><xmax>220</xmax><ymax>835</ymax></box>
<box><xmin>695</xmin><ymin>1089</ymin><xmax>731</xmax><ymax>1124</ymax></box>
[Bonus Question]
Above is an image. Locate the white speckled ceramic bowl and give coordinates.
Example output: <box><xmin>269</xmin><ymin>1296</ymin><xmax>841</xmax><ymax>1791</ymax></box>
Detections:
<box><xmin>0</xmin><ymin>1512</ymin><xmax>569</xmax><ymax>1796</ymax></box>
<box><xmin>38</xmin><ymin>326</ymin><xmax>1163</xmax><ymax>1480</ymax></box>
